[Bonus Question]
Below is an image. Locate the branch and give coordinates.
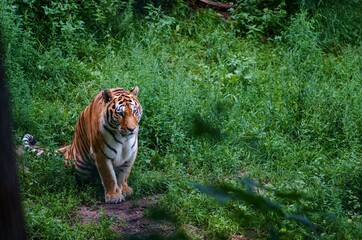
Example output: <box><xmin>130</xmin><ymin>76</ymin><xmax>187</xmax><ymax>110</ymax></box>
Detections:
<box><xmin>198</xmin><ymin>0</ymin><xmax>232</xmax><ymax>10</ymax></box>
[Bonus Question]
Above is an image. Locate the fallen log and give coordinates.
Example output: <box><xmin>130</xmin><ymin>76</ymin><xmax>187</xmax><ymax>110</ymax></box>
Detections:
<box><xmin>198</xmin><ymin>0</ymin><xmax>232</xmax><ymax>10</ymax></box>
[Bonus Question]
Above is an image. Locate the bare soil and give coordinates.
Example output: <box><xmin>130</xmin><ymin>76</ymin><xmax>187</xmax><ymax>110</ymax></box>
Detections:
<box><xmin>77</xmin><ymin>195</ymin><xmax>176</xmax><ymax>239</ymax></box>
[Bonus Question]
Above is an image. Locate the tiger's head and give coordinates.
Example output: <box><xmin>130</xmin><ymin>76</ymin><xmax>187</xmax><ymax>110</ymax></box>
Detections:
<box><xmin>102</xmin><ymin>86</ymin><xmax>142</xmax><ymax>136</ymax></box>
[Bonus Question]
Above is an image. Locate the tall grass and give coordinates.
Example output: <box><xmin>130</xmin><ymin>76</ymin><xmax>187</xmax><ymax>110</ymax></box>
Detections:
<box><xmin>2</xmin><ymin>0</ymin><xmax>362</xmax><ymax>238</ymax></box>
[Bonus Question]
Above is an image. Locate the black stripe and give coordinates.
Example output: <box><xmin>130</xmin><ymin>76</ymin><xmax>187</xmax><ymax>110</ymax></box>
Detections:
<box><xmin>106</xmin><ymin>109</ymin><xmax>110</xmax><ymax>124</ymax></box>
<box><xmin>104</xmin><ymin>141</ymin><xmax>117</xmax><ymax>154</ymax></box>
<box><xmin>131</xmin><ymin>138</ymin><xmax>137</xmax><ymax>149</ymax></box>
<box><xmin>78</xmin><ymin>113</ymin><xmax>88</xmax><ymax>141</ymax></box>
<box><xmin>74</xmin><ymin>116</ymin><xmax>95</xmax><ymax>168</ymax></box>
<box><xmin>105</xmin><ymin>117</ymin><xmax>118</xmax><ymax>129</ymax></box>
<box><xmin>88</xmin><ymin>154</ymin><xmax>95</xmax><ymax>165</ymax></box>
<box><xmin>116</xmin><ymin>165</ymin><xmax>126</xmax><ymax>172</ymax></box>
<box><xmin>88</xmin><ymin>105</ymin><xmax>94</xmax><ymax>122</ymax></box>
<box><xmin>78</xmin><ymin>152</ymin><xmax>94</xmax><ymax>167</ymax></box>
<box><xmin>121</xmin><ymin>160</ymin><xmax>133</xmax><ymax>168</ymax></box>
<box><xmin>106</xmin><ymin>109</ymin><xmax>118</xmax><ymax>127</ymax></box>
<box><xmin>93</xmin><ymin>138</ymin><xmax>113</xmax><ymax>160</ymax></box>
<box><xmin>76</xmin><ymin>170</ymin><xmax>92</xmax><ymax>178</ymax></box>
<box><xmin>79</xmin><ymin>144</ymin><xmax>92</xmax><ymax>164</ymax></box>
<box><xmin>77</xmin><ymin>143</ymin><xmax>88</xmax><ymax>159</ymax></box>
<box><xmin>106</xmin><ymin>108</ymin><xmax>117</xmax><ymax>126</ymax></box>
<box><xmin>76</xmin><ymin>123</ymin><xmax>92</xmax><ymax>164</ymax></box>
<box><xmin>112</xmin><ymin>89</ymin><xmax>125</xmax><ymax>95</ymax></box>
<box><xmin>76</xmin><ymin>161</ymin><xmax>94</xmax><ymax>171</ymax></box>
<box><xmin>101</xmin><ymin>149</ymin><xmax>113</xmax><ymax>160</ymax></box>
<box><xmin>104</xmin><ymin>125</ymin><xmax>123</xmax><ymax>144</ymax></box>
<box><xmin>75</xmin><ymin>167</ymin><xmax>93</xmax><ymax>176</ymax></box>
<box><xmin>81</xmin><ymin>157</ymin><xmax>94</xmax><ymax>168</ymax></box>
<box><xmin>125</xmin><ymin>137</ymin><xmax>133</xmax><ymax>143</ymax></box>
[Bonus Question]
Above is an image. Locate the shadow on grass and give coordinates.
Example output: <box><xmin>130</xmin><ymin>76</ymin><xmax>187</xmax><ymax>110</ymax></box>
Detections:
<box><xmin>122</xmin><ymin>205</ymin><xmax>190</xmax><ymax>240</ymax></box>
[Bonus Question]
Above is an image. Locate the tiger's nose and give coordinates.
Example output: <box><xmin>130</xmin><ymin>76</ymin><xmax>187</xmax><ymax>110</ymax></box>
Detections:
<box><xmin>127</xmin><ymin>127</ymin><xmax>136</xmax><ymax>132</ymax></box>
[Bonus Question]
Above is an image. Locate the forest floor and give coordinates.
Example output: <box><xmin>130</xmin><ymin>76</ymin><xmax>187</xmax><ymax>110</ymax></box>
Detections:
<box><xmin>76</xmin><ymin>195</ymin><xmax>251</xmax><ymax>239</ymax></box>
<box><xmin>76</xmin><ymin>195</ymin><xmax>177</xmax><ymax>239</ymax></box>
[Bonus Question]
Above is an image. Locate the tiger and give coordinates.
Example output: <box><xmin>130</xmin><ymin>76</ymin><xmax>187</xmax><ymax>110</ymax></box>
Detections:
<box><xmin>23</xmin><ymin>87</ymin><xmax>142</xmax><ymax>204</ymax></box>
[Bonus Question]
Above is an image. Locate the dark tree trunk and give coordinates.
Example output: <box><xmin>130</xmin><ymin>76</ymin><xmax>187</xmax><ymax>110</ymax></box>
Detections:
<box><xmin>0</xmin><ymin>35</ymin><xmax>26</xmax><ymax>240</ymax></box>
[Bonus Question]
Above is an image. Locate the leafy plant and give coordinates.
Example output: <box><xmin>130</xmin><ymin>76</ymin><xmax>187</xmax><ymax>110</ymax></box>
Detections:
<box><xmin>229</xmin><ymin>0</ymin><xmax>288</xmax><ymax>38</ymax></box>
<box><xmin>3</xmin><ymin>0</ymin><xmax>362</xmax><ymax>238</ymax></box>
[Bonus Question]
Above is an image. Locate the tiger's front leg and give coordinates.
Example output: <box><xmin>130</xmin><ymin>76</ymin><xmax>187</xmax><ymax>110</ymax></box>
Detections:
<box><xmin>116</xmin><ymin>157</ymin><xmax>136</xmax><ymax>197</ymax></box>
<box><xmin>95</xmin><ymin>154</ymin><xmax>125</xmax><ymax>204</ymax></box>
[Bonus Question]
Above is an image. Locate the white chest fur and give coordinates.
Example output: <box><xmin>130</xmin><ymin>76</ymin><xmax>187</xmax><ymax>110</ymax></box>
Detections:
<box><xmin>100</xmin><ymin>125</ymin><xmax>138</xmax><ymax>167</ymax></box>
<box><xmin>113</xmin><ymin>135</ymin><xmax>138</xmax><ymax>167</ymax></box>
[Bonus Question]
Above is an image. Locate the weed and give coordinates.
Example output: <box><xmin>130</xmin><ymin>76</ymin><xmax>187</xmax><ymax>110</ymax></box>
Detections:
<box><xmin>3</xmin><ymin>0</ymin><xmax>362</xmax><ymax>238</ymax></box>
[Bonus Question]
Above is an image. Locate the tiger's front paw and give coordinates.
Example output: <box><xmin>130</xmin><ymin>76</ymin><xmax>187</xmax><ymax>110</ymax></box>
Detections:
<box><xmin>122</xmin><ymin>185</ymin><xmax>133</xmax><ymax>197</ymax></box>
<box><xmin>105</xmin><ymin>189</ymin><xmax>125</xmax><ymax>204</ymax></box>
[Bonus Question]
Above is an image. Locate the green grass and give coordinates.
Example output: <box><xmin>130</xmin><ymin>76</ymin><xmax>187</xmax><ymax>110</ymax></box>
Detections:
<box><xmin>2</xmin><ymin>0</ymin><xmax>362</xmax><ymax>238</ymax></box>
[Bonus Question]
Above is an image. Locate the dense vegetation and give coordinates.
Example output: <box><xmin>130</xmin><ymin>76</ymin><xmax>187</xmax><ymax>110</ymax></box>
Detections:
<box><xmin>2</xmin><ymin>0</ymin><xmax>362</xmax><ymax>238</ymax></box>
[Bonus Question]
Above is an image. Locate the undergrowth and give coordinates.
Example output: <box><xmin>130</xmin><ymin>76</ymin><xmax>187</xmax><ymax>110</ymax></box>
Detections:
<box><xmin>2</xmin><ymin>0</ymin><xmax>362</xmax><ymax>238</ymax></box>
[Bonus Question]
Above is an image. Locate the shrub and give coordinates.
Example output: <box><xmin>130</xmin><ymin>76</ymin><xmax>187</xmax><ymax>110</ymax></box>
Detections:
<box><xmin>229</xmin><ymin>0</ymin><xmax>289</xmax><ymax>38</ymax></box>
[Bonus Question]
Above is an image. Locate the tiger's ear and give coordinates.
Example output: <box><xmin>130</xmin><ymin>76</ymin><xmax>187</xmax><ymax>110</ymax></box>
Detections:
<box><xmin>130</xmin><ymin>86</ymin><xmax>139</xmax><ymax>97</ymax></box>
<box><xmin>102</xmin><ymin>89</ymin><xmax>112</xmax><ymax>103</ymax></box>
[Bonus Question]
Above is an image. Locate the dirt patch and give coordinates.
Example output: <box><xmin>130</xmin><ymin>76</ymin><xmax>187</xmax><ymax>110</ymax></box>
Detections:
<box><xmin>77</xmin><ymin>195</ymin><xmax>176</xmax><ymax>238</ymax></box>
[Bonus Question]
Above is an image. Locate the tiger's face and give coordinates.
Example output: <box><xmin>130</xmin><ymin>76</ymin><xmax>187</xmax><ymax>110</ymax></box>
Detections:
<box><xmin>103</xmin><ymin>87</ymin><xmax>142</xmax><ymax>136</ymax></box>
